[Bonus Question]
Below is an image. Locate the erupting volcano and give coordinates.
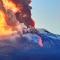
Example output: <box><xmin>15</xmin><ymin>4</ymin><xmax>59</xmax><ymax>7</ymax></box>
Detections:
<box><xmin>0</xmin><ymin>0</ymin><xmax>34</xmax><ymax>38</ymax></box>
<box><xmin>0</xmin><ymin>0</ymin><xmax>60</xmax><ymax>60</ymax></box>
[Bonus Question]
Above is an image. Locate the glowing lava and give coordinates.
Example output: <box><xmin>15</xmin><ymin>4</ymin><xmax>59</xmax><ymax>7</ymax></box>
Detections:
<box><xmin>0</xmin><ymin>0</ymin><xmax>22</xmax><ymax>37</ymax></box>
<box><xmin>0</xmin><ymin>10</ymin><xmax>17</xmax><ymax>36</ymax></box>
<box><xmin>2</xmin><ymin>0</ymin><xmax>19</xmax><ymax>13</ymax></box>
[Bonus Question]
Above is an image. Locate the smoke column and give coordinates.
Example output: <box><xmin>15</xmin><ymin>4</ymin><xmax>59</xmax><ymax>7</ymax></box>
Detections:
<box><xmin>0</xmin><ymin>0</ymin><xmax>35</xmax><ymax>40</ymax></box>
<box><xmin>12</xmin><ymin>0</ymin><xmax>35</xmax><ymax>27</ymax></box>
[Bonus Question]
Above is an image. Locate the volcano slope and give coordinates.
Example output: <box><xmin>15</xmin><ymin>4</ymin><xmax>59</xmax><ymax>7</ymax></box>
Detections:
<box><xmin>0</xmin><ymin>29</ymin><xmax>60</xmax><ymax>60</ymax></box>
<box><xmin>0</xmin><ymin>0</ymin><xmax>60</xmax><ymax>60</ymax></box>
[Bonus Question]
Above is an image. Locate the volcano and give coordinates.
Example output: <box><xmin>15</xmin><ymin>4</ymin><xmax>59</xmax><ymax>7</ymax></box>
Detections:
<box><xmin>0</xmin><ymin>0</ymin><xmax>60</xmax><ymax>60</ymax></box>
<box><xmin>0</xmin><ymin>29</ymin><xmax>60</xmax><ymax>60</ymax></box>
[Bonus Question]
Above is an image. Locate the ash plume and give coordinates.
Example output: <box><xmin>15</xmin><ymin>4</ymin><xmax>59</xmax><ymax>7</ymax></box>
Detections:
<box><xmin>0</xmin><ymin>0</ymin><xmax>35</xmax><ymax>40</ymax></box>
<box><xmin>12</xmin><ymin>0</ymin><xmax>35</xmax><ymax>27</ymax></box>
<box><xmin>0</xmin><ymin>0</ymin><xmax>35</xmax><ymax>28</ymax></box>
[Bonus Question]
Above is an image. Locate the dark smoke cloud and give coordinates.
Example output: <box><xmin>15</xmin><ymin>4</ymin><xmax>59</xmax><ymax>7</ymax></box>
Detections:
<box><xmin>0</xmin><ymin>0</ymin><xmax>35</xmax><ymax>28</ymax></box>
<box><xmin>12</xmin><ymin>0</ymin><xmax>35</xmax><ymax>27</ymax></box>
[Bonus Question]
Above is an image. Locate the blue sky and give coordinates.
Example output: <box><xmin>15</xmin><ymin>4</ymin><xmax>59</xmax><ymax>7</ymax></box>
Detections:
<box><xmin>32</xmin><ymin>0</ymin><xmax>60</xmax><ymax>34</ymax></box>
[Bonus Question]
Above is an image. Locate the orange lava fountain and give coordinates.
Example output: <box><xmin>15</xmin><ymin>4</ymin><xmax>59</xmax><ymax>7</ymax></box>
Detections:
<box><xmin>0</xmin><ymin>0</ymin><xmax>22</xmax><ymax>38</ymax></box>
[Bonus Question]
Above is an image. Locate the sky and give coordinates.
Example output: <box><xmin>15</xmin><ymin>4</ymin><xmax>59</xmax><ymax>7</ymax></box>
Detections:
<box><xmin>32</xmin><ymin>0</ymin><xmax>60</xmax><ymax>34</ymax></box>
